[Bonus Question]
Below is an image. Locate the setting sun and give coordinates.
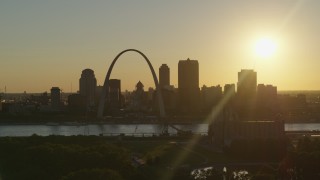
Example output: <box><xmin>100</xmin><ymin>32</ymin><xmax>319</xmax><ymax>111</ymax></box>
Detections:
<box><xmin>254</xmin><ymin>37</ymin><xmax>277</xmax><ymax>58</ymax></box>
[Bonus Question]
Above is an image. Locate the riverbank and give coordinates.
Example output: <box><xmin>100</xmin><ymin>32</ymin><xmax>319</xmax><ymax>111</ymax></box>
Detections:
<box><xmin>0</xmin><ymin>113</ymin><xmax>209</xmax><ymax>124</ymax></box>
<box><xmin>0</xmin><ymin>121</ymin><xmax>206</xmax><ymax>126</ymax></box>
<box><xmin>1</xmin><ymin>121</ymin><xmax>320</xmax><ymax>126</ymax></box>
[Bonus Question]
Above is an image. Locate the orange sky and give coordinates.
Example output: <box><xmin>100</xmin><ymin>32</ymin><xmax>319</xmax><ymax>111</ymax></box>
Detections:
<box><xmin>1</xmin><ymin>0</ymin><xmax>320</xmax><ymax>93</ymax></box>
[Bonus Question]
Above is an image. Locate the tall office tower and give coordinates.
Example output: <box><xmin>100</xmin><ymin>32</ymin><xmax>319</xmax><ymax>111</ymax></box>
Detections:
<box><xmin>51</xmin><ymin>87</ymin><xmax>61</xmax><ymax>109</ymax></box>
<box><xmin>79</xmin><ymin>69</ymin><xmax>97</xmax><ymax>106</ymax></box>
<box><xmin>237</xmin><ymin>69</ymin><xmax>257</xmax><ymax>100</ymax></box>
<box><xmin>108</xmin><ymin>79</ymin><xmax>122</xmax><ymax>108</ymax></box>
<box><xmin>159</xmin><ymin>64</ymin><xmax>170</xmax><ymax>89</ymax></box>
<box><xmin>178</xmin><ymin>58</ymin><xmax>200</xmax><ymax>114</ymax></box>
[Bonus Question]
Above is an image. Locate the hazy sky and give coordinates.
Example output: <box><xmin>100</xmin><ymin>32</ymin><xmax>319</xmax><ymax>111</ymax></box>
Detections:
<box><xmin>1</xmin><ymin>0</ymin><xmax>320</xmax><ymax>93</ymax></box>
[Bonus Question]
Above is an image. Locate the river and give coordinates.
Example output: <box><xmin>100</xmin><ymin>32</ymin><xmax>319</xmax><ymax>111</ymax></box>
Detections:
<box><xmin>0</xmin><ymin>123</ymin><xmax>319</xmax><ymax>137</ymax></box>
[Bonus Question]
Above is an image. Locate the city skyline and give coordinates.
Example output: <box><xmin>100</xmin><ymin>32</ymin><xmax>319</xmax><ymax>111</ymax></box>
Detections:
<box><xmin>1</xmin><ymin>0</ymin><xmax>320</xmax><ymax>92</ymax></box>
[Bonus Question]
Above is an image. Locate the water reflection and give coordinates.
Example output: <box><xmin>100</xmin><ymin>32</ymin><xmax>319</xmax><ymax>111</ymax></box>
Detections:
<box><xmin>0</xmin><ymin>123</ymin><xmax>319</xmax><ymax>137</ymax></box>
<box><xmin>191</xmin><ymin>167</ymin><xmax>249</xmax><ymax>180</ymax></box>
<box><xmin>48</xmin><ymin>125</ymin><xmax>60</xmax><ymax>135</ymax></box>
<box><xmin>0</xmin><ymin>124</ymin><xmax>208</xmax><ymax>137</ymax></box>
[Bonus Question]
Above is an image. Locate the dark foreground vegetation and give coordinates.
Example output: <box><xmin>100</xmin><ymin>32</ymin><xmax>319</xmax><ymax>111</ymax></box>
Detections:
<box><xmin>0</xmin><ymin>136</ymin><xmax>137</xmax><ymax>180</ymax></box>
<box><xmin>0</xmin><ymin>135</ymin><xmax>318</xmax><ymax>180</ymax></box>
<box><xmin>279</xmin><ymin>136</ymin><xmax>320</xmax><ymax>179</ymax></box>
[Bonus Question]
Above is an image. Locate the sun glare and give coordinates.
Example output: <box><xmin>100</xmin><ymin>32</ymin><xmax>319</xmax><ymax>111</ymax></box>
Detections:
<box><xmin>254</xmin><ymin>37</ymin><xmax>277</xmax><ymax>58</ymax></box>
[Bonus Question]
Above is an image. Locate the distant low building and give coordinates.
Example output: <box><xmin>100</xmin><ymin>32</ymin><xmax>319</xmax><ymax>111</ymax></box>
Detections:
<box><xmin>237</xmin><ymin>69</ymin><xmax>257</xmax><ymax>102</ymax></box>
<box><xmin>224</xmin><ymin>84</ymin><xmax>236</xmax><ymax>97</ymax></box>
<box><xmin>153</xmin><ymin>85</ymin><xmax>177</xmax><ymax>115</ymax></box>
<box><xmin>68</xmin><ymin>94</ymin><xmax>86</xmax><ymax>114</ymax></box>
<box><xmin>201</xmin><ymin>85</ymin><xmax>222</xmax><ymax>112</ymax></box>
<box><xmin>130</xmin><ymin>81</ymin><xmax>148</xmax><ymax>111</ymax></box>
<box><xmin>0</xmin><ymin>94</ymin><xmax>3</xmax><ymax>111</ymax></box>
<box><xmin>257</xmin><ymin>84</ymin><xmax>277</xmax><ymax>100</ymax></box>
<box><xmin>108</xmin><ymin>79</ymin><xmax>122</xmax><ymax>109</ymax></box>
<box><xmin>208</xmin><ymin>109</ymin><xmax>285</xmax><ymax>147</ymax></box>
<box><xmin>1</xmin><ymin>102</ymin><xmax>32</xmax><ymax>114</ymax></box>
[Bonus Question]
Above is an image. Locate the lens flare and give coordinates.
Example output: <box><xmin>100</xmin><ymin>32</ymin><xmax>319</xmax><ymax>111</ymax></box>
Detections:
<box><xmin>254</xmin><ymin>37</ymin><xmax>277</xmax><ymax>58</ymax></box>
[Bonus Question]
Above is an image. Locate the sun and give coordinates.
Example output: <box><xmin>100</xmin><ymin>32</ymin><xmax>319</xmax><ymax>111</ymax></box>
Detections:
<box><xmin>254</xmin><ymin>37</ymin><xmax>277</xmax><ymax>58</ymax></box>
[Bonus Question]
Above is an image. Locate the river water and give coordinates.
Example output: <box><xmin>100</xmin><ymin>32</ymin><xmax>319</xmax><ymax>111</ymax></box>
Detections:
<box><xmin>0</xmin><ymin>123</ymin><xmax>319</xmax><ymax>137</ymax></box>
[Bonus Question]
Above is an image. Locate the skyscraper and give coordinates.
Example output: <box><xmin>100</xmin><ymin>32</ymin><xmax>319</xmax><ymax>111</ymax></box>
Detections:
<box><xmin>159</xmin><ymin>64</ymin><xmax>170</xmax><ymax>89</ymax></box>
<box><xmin>178</xmin><ymin>58</ymin><xmax>200</xmax><ymax>113</ymax></box>
<box><xmin>51</xmin><ymin>87</ymin><xmax>61</xmax><ymax>109</ymax></box>
<box><xmin>179</xmin><ymin>58</ymin><xmax>199</xmax><ymax>89</ymax></box>
<box><xmin>79</xmin><ymin>69</ymin><xmax>97</xmax><ymax>106</ymax></box>
<box><xmin>237</xmin><ymin>69</ymin><xmax>257</xmax><ymax>100</ymax></box>
<box><xmin>108</xmin><ymin>79</ymin><xmax>122</xmax><ymax>109</ymax></box>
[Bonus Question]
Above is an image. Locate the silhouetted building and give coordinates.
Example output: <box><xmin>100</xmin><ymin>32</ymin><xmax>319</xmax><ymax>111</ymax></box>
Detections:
<box><xmin>0</xmin><ymin>95</ymin><xmax>2</xmax><ymax>111</ymax></box>
<box><xmin>178</xmin><ymin>58</ymin><xmax>200</xmax><ymax>114</ymax></box>
<box><xmin>257</xmin><ymin>84</ymin><xmax>277</xmax><ymax>95</ymax></box>
<box><xmin>212</xmin><ymin>119</ymin><xmax>285</xmax><ymax>147</ymax></box>
<box><xmin>68</xmin><ymin>94</ymin><xmax>86</xmax><ymax>114</ymax></box>
<box><xmin>123</xmin><ymin>90</ymin><xmax>131</xmax><ymax>107</ymax></box>
<box><xmin>108</xmin><ymin>79</ymin><xmax>122</xmax><ymax>109</ymax></box>
<box><xmin>51</xmin><ymin>87</ymin><xmax>61</xmax><ymax>109</ymax></box>
<box><xmin>159</xmin><ymin>64</ymin><xmax>170</xmax><ymax>89</ymax></box>
<box><xmin>201</xmin><ymin>85</ymin><xmax>222</xmax><ymax>112</ymax></box>
<box><xmin>222</xmin><ymin>84</ymin><xmax>236</xmax><ymax>107</ymax></box>
<box><xmin>224</xmin><ymin>84</ymin><xmax>236</xmax><ymax>97</ymax></box>
<box><xmin>278</xmin><ymin>93</ymin><xmax>307</xmax><ymax>112</ymax></box>
<box><xmin>40</xmin><ymin>92</ymin><xmax>49</xmax><ymax>105</ymax></box>
<box><xmin>148</xmin><ymin>87</ymin><xmax>155</xmax><ymax>102</ymax></box>
<box><xmin>95</xmin><ymin>85</ymin><xmax>103</xmax><ymax>103</ymax></box>
<box><xmin>1</xmin><ymin>102</ymin><xmax>22</xmax><ymax>113</ymax></box>
<box><xmin>158</xmin><ymin>64</ymin><xmax>176</xmax><ymax>114</ymax></box>
<box><xmin>79</xmin><ymin>69</ymin><xmax>97</xmax><ymax>106</ymax></box>
<box><xmin>297</xmin><ymin>94</ymin><xmax>307</xmax><ymax>106</ymax></box>
<box><xmin>257</xmin><ymin>84</ymin><xmax>277</xmax><ymax>103</ymax></box>
<box><xmin>209</xmin><ymin>109</ymin><xmax>285</xmax><ymax>147</ymax></box>
<box><xmin>153</xmin><ymin>85</ymin><xmax>177</xmax><ymax>115</ymax></box>
<box><xmin>29</xmin><ymin>92</ymin><xmax>49</xmax><ymax>105</ymax></box>
<box><xmin>131</xmin><ymin>81</ymin><xmax>148</xmax><ymax>111</ymax></box>
<box><xmin>256</xmin><ymin>84</ymin><xmax>278</xmax><ymax>116</ymax></box>
<box><xmin>237</xmin><ymin>69</ymin><xmax>257</xmax><ymax>100</ymax></box>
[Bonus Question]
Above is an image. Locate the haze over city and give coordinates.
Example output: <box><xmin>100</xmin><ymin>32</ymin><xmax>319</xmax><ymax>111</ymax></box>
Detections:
<box><xmin>1</xmin><ymin>0</ymin><xmax>320</xmax><ymax>93</ymax></box>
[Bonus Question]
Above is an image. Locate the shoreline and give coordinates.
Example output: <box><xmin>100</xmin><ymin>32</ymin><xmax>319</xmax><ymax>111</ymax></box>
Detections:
<box><xmin>0</xmin><ymin>121</ymin><xmax>319</xmax><ymax>126</ymax></box>
<box><xmin>0</xmin><ymin>121</ymin><xmax>208</xmax><ymax>126</ymax></box>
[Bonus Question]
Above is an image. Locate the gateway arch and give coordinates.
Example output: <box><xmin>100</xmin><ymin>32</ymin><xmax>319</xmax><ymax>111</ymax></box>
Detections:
<box><xmin>97</xmin><ymin>49</ymin><xmax>166</xmax><ymax>119</ymax></box>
